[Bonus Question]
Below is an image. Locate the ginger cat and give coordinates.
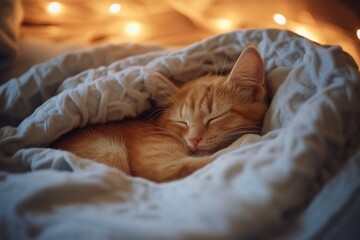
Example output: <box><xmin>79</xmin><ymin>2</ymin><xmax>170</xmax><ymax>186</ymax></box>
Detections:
<box><xmin>53</xmin><ymin>47</ymin><xmax>267</xmax><ymax>182</ymax></box>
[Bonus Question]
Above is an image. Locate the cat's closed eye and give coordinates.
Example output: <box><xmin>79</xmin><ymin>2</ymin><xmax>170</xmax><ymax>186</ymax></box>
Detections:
<box><xmin>174</xmin><ymin>120</ymin><xmax>188</xmax><ymax>127</ymax></box>
<box><xmin>52</xmin><ymin>46</ymin><xmax>267</xmax><ymax>183</ymax></box>
<box><xmin>206</xmin><ymin>115</ymin><xmax>224</xmax><ymax>125</ymax></box>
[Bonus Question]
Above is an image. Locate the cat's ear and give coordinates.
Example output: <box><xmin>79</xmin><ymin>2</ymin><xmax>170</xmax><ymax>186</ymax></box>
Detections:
<box><xmin>226</xmin><ymin>47</ymin><xmax>265</xmax><ymax>102</ymax></box>
<box><xmin>227</xmin><ymin>46</ymin><xmax>264</xmax><ymax>86</ymax></box>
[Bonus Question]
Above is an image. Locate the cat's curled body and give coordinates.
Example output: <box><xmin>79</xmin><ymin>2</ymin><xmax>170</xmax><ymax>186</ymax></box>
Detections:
<box><xmin>53</xmin><ymin>47</ymin><xmax>268</xmax><ymax>182</ymax></box>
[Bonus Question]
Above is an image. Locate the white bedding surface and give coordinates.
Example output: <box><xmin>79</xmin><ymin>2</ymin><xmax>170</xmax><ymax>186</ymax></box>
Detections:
<box><xmin>1</xmin><ymin>29</ymin><xmax>360</xmax><ymax>239</ymax></box>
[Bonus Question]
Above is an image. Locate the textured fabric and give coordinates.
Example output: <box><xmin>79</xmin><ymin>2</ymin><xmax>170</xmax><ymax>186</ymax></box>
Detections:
<box><xmin>0</xmin><ymin>29</ymin><xmax>359</xmax><ymax>239</ymax></box>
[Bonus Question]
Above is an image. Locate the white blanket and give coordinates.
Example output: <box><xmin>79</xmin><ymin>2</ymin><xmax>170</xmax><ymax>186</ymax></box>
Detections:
<box><xmin>1</xmin><ymin>29</ymin><xmax>360</xmax><ymax>239</ymax></box>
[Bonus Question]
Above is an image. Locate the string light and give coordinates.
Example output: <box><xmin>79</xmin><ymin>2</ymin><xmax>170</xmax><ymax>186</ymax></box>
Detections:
<box><xmin>125</xmin><ymin>22</ymin><xmax>141</xmax><ymax>36</ymax></box>
<box><xmin>273</xmin><ymin>14</ymin><xmax>286</xmax><ymax>25</ymax></box>
<box><xmin>216</xmin><ymin>19</ymin><xmax>233</xmax><ymax>31</ymax></box>
<box><xmin>36</xmin><ymin>1</ymin><xmax>358</xmax><ymax>65</ymax></box>
<box><xmin>109</xmin><ymin>3</ymin><xmax>121</xmax><ymax>13</ymax></box>
<box><xmin>48</xmin><ymin>2</ymin><xmax>61</xmax><ymax>14</ymax></box>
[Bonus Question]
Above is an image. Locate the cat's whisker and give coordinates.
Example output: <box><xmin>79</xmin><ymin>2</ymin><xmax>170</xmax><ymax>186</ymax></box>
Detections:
<box><xmin>219</xmin><ymin>127</ymin><xmax>263</xmax><ymax>140</ymax></box>
<box><xmin>149</xmin><ymin>109</ymin><xmax>174</xmax><ymax>121</ymax></box>
<box><xmin>149</xmin><ymin>108</ymin><xmax>164</xmax><ymax>115</ymax></box>
<box><xmin>229</xmin><ymin>125</ymin><xmax>261</xmax><ymax>129</ymax></box>
<box><xmin>54</xmin><ymin>46</ymin><xmax>267</xmax><ymax>183</ymax></box>
<box><xmin>155</xmin><ymin>79</ymin><xmax>182</xmax><ymax>105</ymax></box>
<box><xmin>204</xmin><ymin>45</ymin><xmax>218</xmax><ymax>76</ymax></box>
<box><xmin>149</xmin><ymin>91</ymin><xmax>178</xmax><ymax>107</ymax></box>
<box><xmin>144</xmin><ymin>80</ymin><xmax>181</xmax><ymax>106</ymax></box>
<box><xmin>149</xmin><ymin>96</ymin><xmax>171</xmax><ymax>106</ymax></box>
<box><xmin>157</xmin><ymin>81</ymin><xmax>180</xmax><ymax>103</ymax></box>
<box><xmin>157</xmin><ymin>109</ymin><xmax>172</xmax><ymax>115</ymax></box>
<box><xmin>228</xmin><ymin>127</ymin><xmax>262</xmax><ymax>132</ymax></box>
<box><xmin>216</xmin><ymin>51</ymin><xmax>228</xmax><ymax>82</ymax></box>
<box><xmin>222</xmin><ymin>126</ymin><xmax>263</xmax><ymax>133</ymax></box>
<box><xmin>148</xmin><ymin>108</ymin><xmax>165</xmax><ymax>120</ymax></box>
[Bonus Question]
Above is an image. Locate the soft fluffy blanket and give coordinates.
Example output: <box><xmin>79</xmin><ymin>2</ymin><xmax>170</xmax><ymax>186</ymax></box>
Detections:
<box><xmin>1</xmin><ymin>29</ymin><xmax>360</xmax><ymax>239</ymax></box>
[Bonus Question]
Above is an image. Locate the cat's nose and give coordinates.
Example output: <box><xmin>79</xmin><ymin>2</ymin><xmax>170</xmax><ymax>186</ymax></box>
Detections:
<box><xmin>190</xmin><ymin>136</ymin><xmax>203</xmax><ymax>147</ymax></box>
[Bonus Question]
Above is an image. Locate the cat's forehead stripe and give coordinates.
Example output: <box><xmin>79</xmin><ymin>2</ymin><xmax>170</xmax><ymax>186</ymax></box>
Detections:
<box><xmin>185</xmin><ymin>89</ymin><xmax>198</xmax><ymax>111</ymax></box>
<box><xmin>195</xmin><ymin>85</ymin><xmax>212</xmax><ymax>112</ymax></box>
<box><xmin>180</xmin><ymin>103</ymin><xmax>185</xmax><ymax>118</ymax></box>
<box><xmin>198</xmin><ymin>94</ymin><xmax>207</xmax><ymax>112</ymax></box>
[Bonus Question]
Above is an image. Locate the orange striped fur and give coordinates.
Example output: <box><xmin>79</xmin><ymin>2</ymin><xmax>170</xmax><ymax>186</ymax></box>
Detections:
<box><xmin>52</xmin><ymin>47</ymin><xmax>267</xmax><ymax>182</ymax></box>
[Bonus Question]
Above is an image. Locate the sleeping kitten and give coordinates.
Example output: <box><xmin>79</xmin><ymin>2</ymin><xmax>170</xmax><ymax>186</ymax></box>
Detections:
<box><xmin>53</xmin><ymin>47</ymin><xmax>267</xmax><ymax>182</ymax></box>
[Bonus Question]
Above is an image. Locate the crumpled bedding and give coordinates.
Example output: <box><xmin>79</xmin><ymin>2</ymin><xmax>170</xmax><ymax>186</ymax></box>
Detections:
<box><xmin>1</xmin><ymin>29</ymin><xmax>360</xmax><ymax>239</ymax></box>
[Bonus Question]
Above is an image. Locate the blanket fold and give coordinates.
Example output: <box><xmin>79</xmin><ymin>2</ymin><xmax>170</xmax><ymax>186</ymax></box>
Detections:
<box><xmin>1</xmin><ymin>29</ymin><xmax>360</xmax><ymax>239</ymax></box>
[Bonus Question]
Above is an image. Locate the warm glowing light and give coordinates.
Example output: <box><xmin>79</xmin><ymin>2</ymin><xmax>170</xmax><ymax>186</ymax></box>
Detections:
<box><xmin>216</xmin><ymin>19</ymin><xmax>233</xmax><ymax>31</ymax></box>
<box><xmin>273</xmin><ymin>14</ymin><xmax>286</xmax><ymax>25</ymax></box>
<box><xmin>357</xmin><ymin>29</ymin><xmax>360</xmax><ymax>40</ymax></box>
<box><xmin>125</xmin><ymin>22</ymin><xmax>141</xmax><ymax>36</ymax></box>
<box><xmin>294</xmin><ymin>26</ymin><xmax>319</xmax><ymax>42</ymax></box>
<box><xmin>48</xmin><ymin>2</ymin><xmax>61</xmax><ymax>14</ymax></box>
<box><xmin>109</xmin><ymin>3</ymin><xmax>121</xmax><ymax>13</ymax></box>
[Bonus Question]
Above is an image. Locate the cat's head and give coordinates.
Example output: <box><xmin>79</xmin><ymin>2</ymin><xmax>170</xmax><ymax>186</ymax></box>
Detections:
<box><xmin>160</xmin><ymin>47</ymin><xmax>267</xmax><ymax>153</ymax></box>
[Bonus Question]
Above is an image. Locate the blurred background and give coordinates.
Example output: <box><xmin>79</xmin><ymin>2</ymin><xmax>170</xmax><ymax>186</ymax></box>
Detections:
<box><xmin>1</xmin><ymin>0</ymin><xmax>359</xmax><ymax>81</ymax></box>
